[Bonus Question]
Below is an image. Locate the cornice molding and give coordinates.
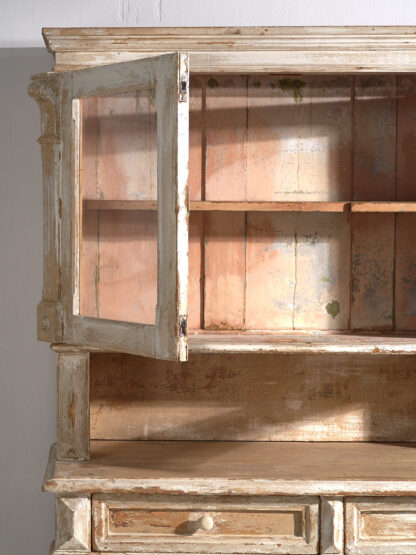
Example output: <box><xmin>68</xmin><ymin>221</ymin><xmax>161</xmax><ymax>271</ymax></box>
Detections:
<box><xmin>43</xmin><ymin>26</ymin><xmax>416</xmax><ymax>53</ymax></box>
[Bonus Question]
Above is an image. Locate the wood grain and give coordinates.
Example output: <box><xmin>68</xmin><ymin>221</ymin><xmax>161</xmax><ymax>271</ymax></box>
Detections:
<box><xmin>294</xmin><ymin>213</ymin><xmax>351</xmax><ymax>329</ymax></box>
<box><xmin>93</xmin><ymin>494</ymin><xmax>318</xmax><ymax>554</ymax></box>
<box><xmin>84</xmin><ymin>200</ymin><xmax>416</xmax><ymax>212</ymax></box>
<box><xmin>57</xmin><ymin>53</ymin><xmax>190</xmax><ymax>359</ymax></box>
<box><xmin>345</xmin><ymin>497</ymin><xmax>416</xmax><ymax>555</ymax></box>
<box><xmin>351</xmin><ymin>75</ymin><xmax>396</xmax><ymax>331</ymax></box>
<box><xmin>55</xmin><ymin>494</ymin><xmax>91</xmax><ymax>552</ymax></box>
<box><xmin>396</xmin><ymin>75</ymin><xmax>416</xmax><ymax>331</ymax></box>
<box><xmin>245</xmin><ymin>212</ymin><xmax>295</xmax><ymax>329</ymax></box>
<box><xmin>395</xmin><ymin>214</ymin><xmax>416</xmax><ymax>330</ymax></box>
<box><xmin>247</xmin><ymin>75</ymin><xmax>352</xmax><ymax>201</ymax></box>
<box><xmin>204</xmin><ymin>212</ymin><xmax>245</xmax><ymax>330</ymax></box>
<box><xmin>351</xmin><ymin>214</ymin><xmax>394</xmax><ymax>330</ymax></box>
<box><xmin>57</xmin><ymin>351</ymin><xmax>90</xmax><ymax>461</ymax></box>
<box><xmin>320</xmin><ymin>497</ymin><xmax>343</xmax><ymax>555</ymax></box>
<box><xmin>43</xmin><ymin>27</ymin><xmax>416</xmax><ymax>74</ymax></box>
<box><xmin>90</xmin><ymin>352</ymin><xmax>416</xmax><ymax>442</ymax></box>
<box><xmin>43</xmin><ymin>440</ymin><xmax>416</xmax><ymax>496</ymax></box>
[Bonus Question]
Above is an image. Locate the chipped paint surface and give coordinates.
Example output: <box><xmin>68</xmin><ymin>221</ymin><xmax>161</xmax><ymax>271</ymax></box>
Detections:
<box><xmin>90</xmin><ymin>352</ymin><xmax>416</xmax><ymax>442</ymax></box>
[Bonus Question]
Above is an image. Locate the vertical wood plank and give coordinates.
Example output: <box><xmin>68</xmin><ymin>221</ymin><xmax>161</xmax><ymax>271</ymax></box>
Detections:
<box><xmin>351</xmin><ymin>214</ymin><xmax>395</xmax><ymax>330</ymax></box>
<box><xmin>395</xmin><ymin>214</ymin><xmax>416</xmax><ymax>330</ymax></box>
<box><xmin>187</xmin><ymin>76</ymin><xmax>204</xmax><ymax>329</ymax></box>
<box><xmin>189</xmin><ymin>75</ymin><xmax>203</xmax><ymax>201</ymax></box>
<box><xmin>205</xmin><ymin>74</ymin><xmax>247</xmax><ymax>201</ymax></box>
<box><xmin>247</xmin><ymin>75</ymin><xmax>352</xmax><ymax>201</ymax></box>
<box><xmin>188</xmin><ymin>212</ymin><xmax>204</xmax><ymax>329</ymax></box>
<box><xmin>246</xmin><ymin>213</ymin><xmax>295</xmax><ymax>329</ymax></box>
<box><xmin>98</xmin><ymin>210</ymin><xmax>157</xmax><ymax>324</ymax></box>
<box><xmin>57</xmin><ymin>351</ymin><xmax>90</xmax><ymax>461</ymax></box>
<box><xmin>204</xmin><ymin>75</ymin><xmax>247</xmax><ymax>329</ymax></box>
<box><xmin>294</xmin><ymin>213</ymin><xmax>351</xmax><ymax>330</ymax></box>
<box><xmin>396</xmin><ymin>75</ymin><xmax>416</xmax><ymax>330</ymax></box>
<box><xmin>353</xmin><ymin>75</ymin><xmax>396</xmax><ymax>201</ymax></box>
<box><xmin>155</xmin><ymin>53</ymin><xmax>189</xmax><ymax>360</ymax></box>
<box><xmin>397</xmin><ymin>75</ymin><xmax>416</xmax><ymax>202</ymax></box>
<box><xmin>79</xmin><ymin>97</ymin><xmax>99</xmax><ymax>318</ymax></box>
<box><xmin>351</xmin><ymin>76</ymin><xmax>396</xmax><ymax>330</ymax></box>
<box><xmin>204</xmin><ymin>212</ymin><xmax>246</xmax><ymax>329</ymax></box>
<box><xmin>96</xmin><ymin>90</ymin><xmax>157</xmax><ymax>200</ymax></box>
<box><xmin>320</xmin><ymin>497</ymin><xmax>344</xmax><ymax>555</ymax></box>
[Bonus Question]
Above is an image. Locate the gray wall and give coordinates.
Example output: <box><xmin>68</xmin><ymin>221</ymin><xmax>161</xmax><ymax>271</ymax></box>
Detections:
<box><xmin>2</xmin><ymin>1</ymin><xmax>416</xmax><ymax>554</ymax></box>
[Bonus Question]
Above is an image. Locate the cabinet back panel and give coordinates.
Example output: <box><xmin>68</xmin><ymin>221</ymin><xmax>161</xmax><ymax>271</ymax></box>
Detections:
<box><xmin>79</xmin><ymin>75</ymin><xmax>416</xmax><ymax>331</ymax></box>
<box><xmin>90</xmin><ymin>353</ymin><xmax>416</xmax><ymax>442</ymax></box>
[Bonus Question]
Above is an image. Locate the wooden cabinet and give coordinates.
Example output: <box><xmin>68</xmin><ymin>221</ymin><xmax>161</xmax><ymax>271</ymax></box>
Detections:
<box><xmin>30</xmin><ymin>26</ymin><xmax>416</xmax><ymax>555</ymax></box>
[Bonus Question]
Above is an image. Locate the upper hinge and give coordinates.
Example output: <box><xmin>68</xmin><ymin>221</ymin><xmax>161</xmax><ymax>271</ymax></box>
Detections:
<box><xmin>178</xmin><ymin>54</ymin><xmax>189</xmax><ymax>103</ymax></box>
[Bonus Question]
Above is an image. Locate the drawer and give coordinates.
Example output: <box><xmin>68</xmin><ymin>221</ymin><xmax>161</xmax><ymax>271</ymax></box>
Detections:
<box><xmin>346</xmin><ymin>497</ymin><xmax>416</xmax><ymax>555</ymax></box>
<box><xmin>92</xmin><ymin>494</ymin><xmax>319</xmax><ymax>554</ymax></box>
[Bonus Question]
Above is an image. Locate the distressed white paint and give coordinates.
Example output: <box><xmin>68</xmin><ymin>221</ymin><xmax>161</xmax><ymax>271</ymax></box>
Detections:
<box><xmin>320</xmin><ymin>498</ymin><xmax>344</xmax><ymax>554</ymax></box>
<box><xmin>31</xmin><ymin>53</ymin><xmax>190</xmax><ymax>360</ymax></box>
<box><xmin>92</xmin><ymin>494</ymin><xmax>319</xmax><ymax>554</ymax></box>
<box><xmin>55</xmin><ymin>494</ymin><xmax>91</xmax><ymax>552</ymax></box>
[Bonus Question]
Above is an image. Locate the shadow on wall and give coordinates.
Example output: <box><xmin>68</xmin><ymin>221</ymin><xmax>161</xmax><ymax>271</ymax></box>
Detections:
<box><xmin>0</xmin><ymin>48</ymin><xmax>57</xmax><ymax>555</ymax></box>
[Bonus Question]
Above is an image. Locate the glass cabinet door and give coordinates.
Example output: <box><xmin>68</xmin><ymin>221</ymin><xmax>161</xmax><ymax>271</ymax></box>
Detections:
<box><xmin>60</xmin><ymin>54</ymin><xmax>189</xmax><ymax>361</ymax></box>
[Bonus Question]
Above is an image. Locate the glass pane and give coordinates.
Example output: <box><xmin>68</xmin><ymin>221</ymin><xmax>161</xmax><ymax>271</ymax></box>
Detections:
<box><xmin>78</xmin><ymin>89</ymin><xmax>157</xmax><ymax>324</ymax></box>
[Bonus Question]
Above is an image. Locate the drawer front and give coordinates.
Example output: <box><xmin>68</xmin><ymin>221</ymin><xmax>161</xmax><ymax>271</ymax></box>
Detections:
<box><xmin>92</xmin><ymin>494</ymin><xmax>319</xmax><ymax>554</ymax></box>
<box><xmin>346</xmin><ymin>497</ymin><xmax>416</xmax><ymax>555</ymax></box>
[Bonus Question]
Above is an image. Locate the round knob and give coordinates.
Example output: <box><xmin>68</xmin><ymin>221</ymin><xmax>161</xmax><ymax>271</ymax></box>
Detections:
<box><xmin>200</xmin><ymin>515</ymin><xmax>214</xmax><ymax>531</ymax></box>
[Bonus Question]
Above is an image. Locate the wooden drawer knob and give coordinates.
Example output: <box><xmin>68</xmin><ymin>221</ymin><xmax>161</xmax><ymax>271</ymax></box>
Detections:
<box><xmin>199</xmin><ymin>515</ymin><xmax>214</xmax><ymax>531</ymax></box>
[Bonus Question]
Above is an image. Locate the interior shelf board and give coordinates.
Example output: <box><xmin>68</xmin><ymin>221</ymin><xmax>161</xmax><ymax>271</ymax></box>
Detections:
<box><xmin>188</xmin><ymin>330</ymin><xmax>416</xmax><ymax>354</ymax></box>
<box><xmin>43</xmin><ymin>440</ymin><xmax>416</xmax><ymax>496</ymax></box>
<box><xmin>84</xmin><ymin>199</ymin><xmax>416</xmax><ymax>213</ymax></box>
<box><xmin>351</xmin><ymin>201</ymin><xmax>416</xmax><ymax>212</ymax></box>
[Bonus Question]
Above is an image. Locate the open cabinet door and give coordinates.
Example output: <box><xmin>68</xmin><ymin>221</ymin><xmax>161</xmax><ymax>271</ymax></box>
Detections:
<box><xmin>60</xmin><ymin>54</ymin><xmax>189</xmax><ymax>361</ymax></box>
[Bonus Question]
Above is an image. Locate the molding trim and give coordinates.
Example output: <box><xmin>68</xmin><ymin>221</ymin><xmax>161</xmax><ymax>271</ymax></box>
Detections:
<box><xmin>43</xmin><ymin>26</ymin><xmax>416</xmax><ymax>53</ymax></box>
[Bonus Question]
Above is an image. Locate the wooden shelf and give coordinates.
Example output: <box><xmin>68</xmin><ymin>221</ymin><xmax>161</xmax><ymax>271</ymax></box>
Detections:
<box><xmin>84</xmin><ymin>199</ymin><xmax>416</xmax><ymax>213</ymax></box>
<box><xmin>55</xmin><ymin>331</ymin><xmax>416</xmax><ymax>355</ymax></box>
<box><xmin>44</xmin><ymin>440</ymin><xmax>416</xmax><ymax>496</ymax></box>
<box><xmin>189</xmin><ymin>331</ymin><xmax>416</xmax><ymax>354</ymax></box>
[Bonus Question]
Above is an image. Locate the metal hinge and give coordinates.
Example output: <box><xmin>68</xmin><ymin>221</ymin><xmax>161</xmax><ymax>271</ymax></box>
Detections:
<box><xmin>179</xmin><ymin>78</ymin><xmax>188</xmax><ymax>102</ymax></box>
<box><xmin>178</xmin><ymin>315</ymin><xmax>187</xmax><ymax>338</ymax></box>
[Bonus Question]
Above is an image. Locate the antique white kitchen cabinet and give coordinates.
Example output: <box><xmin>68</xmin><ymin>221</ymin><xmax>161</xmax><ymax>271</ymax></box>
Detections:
<box><xmin>31</xmin><ymin>27</ymin><xmax>416</xmax><ymax>555</ymax></box>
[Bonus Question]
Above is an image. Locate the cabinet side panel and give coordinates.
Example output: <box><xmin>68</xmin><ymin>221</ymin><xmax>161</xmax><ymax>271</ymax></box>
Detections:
<box><xmin>90</xmin><ymin>352</ymin><xmax>416</xmax><ymax>442</ymax></box>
